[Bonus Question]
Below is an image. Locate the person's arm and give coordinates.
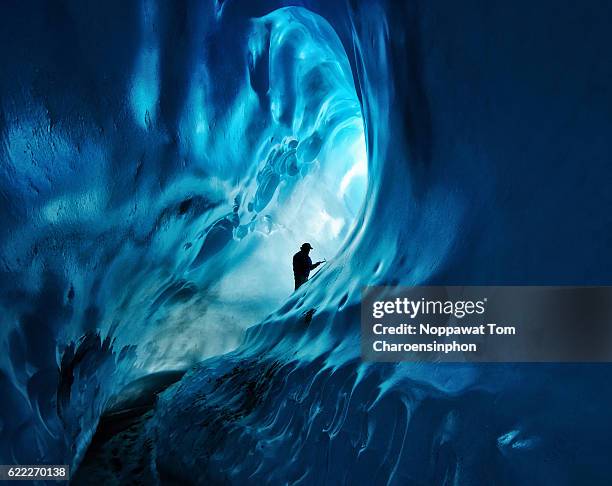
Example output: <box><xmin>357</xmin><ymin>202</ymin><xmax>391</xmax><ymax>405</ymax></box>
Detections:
<box><xmin>310</xmin><ymin>260</ymin><xmax>324</xmax><ymax>270</ymax></box>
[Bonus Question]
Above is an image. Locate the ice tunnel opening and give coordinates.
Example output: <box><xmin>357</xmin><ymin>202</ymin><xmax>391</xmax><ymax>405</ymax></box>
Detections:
<box><xmin>22</xmin><ymin>5</ymin><xmax>372</xmax><ymax>468</ymax></box>
<box><xmin>122</xmin><ymin>6</ymin><xmax>368</xmax><ymax>374</ymax></box>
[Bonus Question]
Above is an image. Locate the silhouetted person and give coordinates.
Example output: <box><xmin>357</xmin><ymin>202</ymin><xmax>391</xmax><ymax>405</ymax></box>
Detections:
<box><xmin>293</xmin><ymin>243</ymin><xmax>324</xmax><ymax>290</ymax></box>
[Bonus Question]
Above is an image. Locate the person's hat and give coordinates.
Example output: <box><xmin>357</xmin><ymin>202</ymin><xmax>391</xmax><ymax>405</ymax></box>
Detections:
<box><xmin>301</xmin><ymin>242</ymin><xmax>313</xmax><ymax>250</ymax></box>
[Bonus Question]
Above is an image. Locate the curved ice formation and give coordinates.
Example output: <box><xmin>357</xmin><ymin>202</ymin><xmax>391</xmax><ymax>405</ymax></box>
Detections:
<box><xmin>0</xmin><ymin>1</ymin><xmax>367</xmax><ymax>468</ymax></box>
<box><xmin>1</xmin><ymin>0</ymin><xmax>612</xmax><ymax>484</ymax></box>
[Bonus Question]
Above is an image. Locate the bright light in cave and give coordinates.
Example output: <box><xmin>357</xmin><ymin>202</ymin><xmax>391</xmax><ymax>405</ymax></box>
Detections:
<box><xmin>139</xmin><ymin>7</ymin><xmax>368</xmax><ymax>372</ymax></box>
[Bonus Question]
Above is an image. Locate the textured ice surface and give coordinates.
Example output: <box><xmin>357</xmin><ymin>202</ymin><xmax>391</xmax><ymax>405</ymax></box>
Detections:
<box><xmin>0</xmin><ymin>1</ymin><xmax>367</xmax><ymax>468</ymax></box>
<box><xmin>1</xmin><ymin>0</ymin><xmax>612</xmax><ymax>484</ymax></box>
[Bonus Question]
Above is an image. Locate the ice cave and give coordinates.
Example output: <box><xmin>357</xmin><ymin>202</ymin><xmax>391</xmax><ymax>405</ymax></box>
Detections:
<box><xmin>1</xmin><ymin>0</ymin><xmax>611</xmax><ymax>484</ymax></box>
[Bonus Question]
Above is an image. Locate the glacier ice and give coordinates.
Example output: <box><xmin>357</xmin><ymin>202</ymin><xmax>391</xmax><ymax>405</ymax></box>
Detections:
<box><xmin>1</xmin><ymin>0</ymin><xmax>612</xmax><ymax>484</ymax></box>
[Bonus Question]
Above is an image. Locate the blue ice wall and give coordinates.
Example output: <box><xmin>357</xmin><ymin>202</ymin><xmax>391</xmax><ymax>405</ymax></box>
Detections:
<box><xmin>2</xmin><ymin>0</ymin><xmax>612</xmax><ymax>484</ymax></box>
<box><xmin>150</xmin><ymin>0</ymin><xmax>612</xmax><ymax>483</ymax></box>
<box><xmin>0</xmin><ymin>1</ymin><xmax>366</xmax><ymax>466</ymax></box>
